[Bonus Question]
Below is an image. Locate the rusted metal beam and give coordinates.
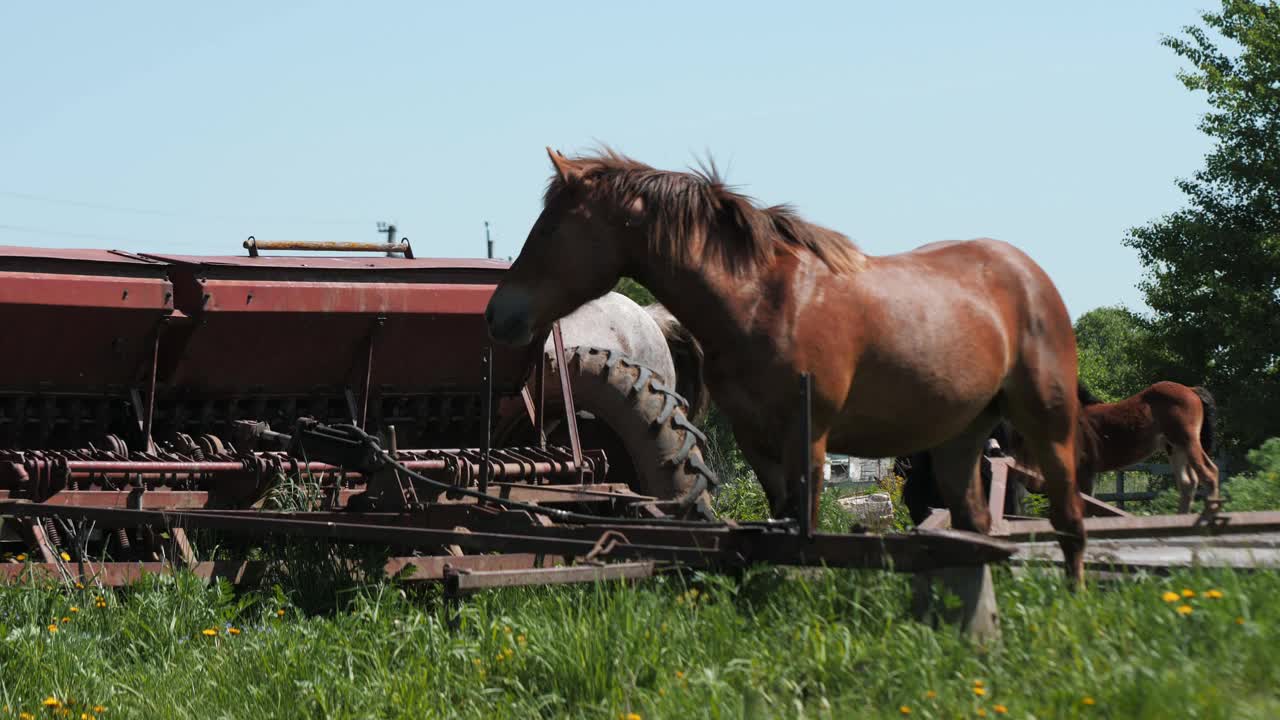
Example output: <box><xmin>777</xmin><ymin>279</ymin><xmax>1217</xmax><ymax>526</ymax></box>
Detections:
<box><xmin>0</xmin><ymin>500</ymin><xmax>1016</xmax><ymax>573</ymax></box>
<box><xmin>0</xmin><ymin>553</ymin><xmax>562</xmax><ymax>586</ymax></box>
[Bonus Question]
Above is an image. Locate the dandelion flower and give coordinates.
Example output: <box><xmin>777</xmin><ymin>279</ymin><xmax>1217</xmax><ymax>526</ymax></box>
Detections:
<box><xmin>276</xmin><ymin>609</ymin><xmax>286</xmax><ymax>617</ymax></box>
<box><xmin>47</xmin><ymin>624</ymin><xmax>58</xmax><ymax>633</ymax></box>
<box><xmin>42</xmin><ymin>698</ymin><xmax>60</xmax><ymax>708</ymax></box>
<box><xmin>15</xmin><ymin>554</ymin><xmax>26</xmax><ymax>562</ymax></box>
<box><xmin>974</xmin><ymin>687</ymin><xmax>986</xmax><ymax>697</ymax></box>
<box><xmin>1203</xmin><ymin>589</ymin><xmax>1224</xmax><ymax>599</ymax></box>
<box><xmin>994</xmin><ymin>705</ymin><xmax>1008</xmax><ymax>714</ymax></box>
<box><xmin>93</xmin><ymin>707</ymin><xmax>106</xmax><ymax>713</ymax></box>
<box><xmin>201</xmin><ymin>628</ymin><xmax>217</xmax><ymax>637</ymax></box>
<box><xmin>1236</xmin><ymin>616</ymin><xmax>1246</xmax><ymax>625</ymax></box>
<box><xmin>503</xmin><ymin>647</ymin><xmax>514</xmax><ymax>659</ymax></box>
<box><xmin>69</xmin><ymin>607</ymin><xmax>79</xmax><ymax>614</ymax></box>
<box><xmin>675</xmin><ymin>670</ymin><xmax>685</xmax><ymax>679</ymax></box>
<box><xmin>973</xmin><ymin>680</ymin><xmax>985</xmax><ymax>688</ymax></box>
<box><xmin>74</xmin><ymin>582</ymin><xmax>84</xmax><ymax>589</ymax></box>
<box><xmin>1176</xmin><ymin>605</ymin><xmax>1193</xmax><ymax>616</ymax></box>
<box><xmin>59</xmin><ymin>552</ymin><xmax>71</xmax><ymax>562</ymax></box>
<box><xmin>925</xmin><ymin>690</ymin><xmax>937</xmax><ymax>699</ymax></box>
<box><xmin>20</xmin><ymin>713</ymin><xmax>35</xmax><ymax>720</ymax></box>
<box><xmin>976</xmin><ymin>709</ymin><xmax>987</xmax><ymax>718</ymax></box>
<box><xmin>1161</xmin><ymin>591</ymin><xmax>1180</xmax><ymax>603</ymax></box>
<box><xmin>227</xmin><ymin>627</ymin><xmax>241</xmax><ymax>636</ymax></box>
<box><xmin>625</xmin><ymin>714</ymin><xmax>641</xmax><ymax>720</ymax></box>
<box><xmin>1181</xmin><ymin>588</ymin><xmax>1195</xmax><ymax>598</ymax></box>
<box><xmin>899</xmin><ymin>707</ymin><xmax>911</xmax><ymax>716</ymax></box>
<box><xmin>81</xmin><ymin>714</ymin><xmax>89</xmax><ymax>720</ymax></box>
<box><xmin>1082</xmin><ymin>696</ymin><xmax>1096</xmax><ymax>706</ymax></box>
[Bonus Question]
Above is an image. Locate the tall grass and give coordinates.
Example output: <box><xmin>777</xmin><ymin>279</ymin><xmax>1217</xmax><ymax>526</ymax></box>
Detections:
<box><xmin>1</xmin><ymin>564</ymin><xmax>1277</xmax><ymax>719</ymax></box>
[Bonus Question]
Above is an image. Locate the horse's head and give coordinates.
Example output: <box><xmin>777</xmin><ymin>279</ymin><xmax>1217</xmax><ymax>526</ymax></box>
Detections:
<box><xmin>486</xmin><ymin>148</ymin><xmax>642</xmax><ymax>346</ymax></box>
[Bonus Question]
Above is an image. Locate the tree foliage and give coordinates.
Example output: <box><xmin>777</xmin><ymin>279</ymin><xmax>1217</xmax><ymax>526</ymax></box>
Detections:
<box><xmin>1074</xmin><ymin>305</ymin><xmax>1153</xmax><ymax>402</ymax></box>
<box><xmin>1124</xmin><ymin>0</ymin><xmax>1280</xmax><ymax>453</ymax></box>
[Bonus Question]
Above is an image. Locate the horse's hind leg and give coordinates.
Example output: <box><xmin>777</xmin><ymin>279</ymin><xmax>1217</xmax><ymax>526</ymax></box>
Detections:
<box><xmin>1004</xmin><ymin>379</ymin><xmax>1086</xmax><ymax>588</ymax></box>
<box><xmin>1171</xmin><ymin>447</ymin><xmax>1196</xmax><ymax>514</ymax></box>
<box><xmin>1194</xmin><ymin>450</ymin><xmax>1221</xmax><ymax>509</ymax></box>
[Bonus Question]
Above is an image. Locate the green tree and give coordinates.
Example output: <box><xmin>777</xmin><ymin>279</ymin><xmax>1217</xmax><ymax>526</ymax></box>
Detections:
<box><xmin>1124</xmin><ymin>0</ymin><xmax>1280</xmax><ymax>454</ymax></box>
<box><xmin>612</xmin><ymin>278</ymin><xmax>656</xmax><ymax>306</ymax></box>
<box><xmin>1074</xmin><ymin>305</ymin><xmax>1154</xmax><ymax>402</ymax></box>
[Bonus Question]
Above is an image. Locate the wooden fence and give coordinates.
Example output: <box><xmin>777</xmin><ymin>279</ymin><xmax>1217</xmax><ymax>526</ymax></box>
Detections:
<box><xmin>1093</xmin><ymin>457</ymin><xmax>1230</xmax><ymax>509</ymax></box>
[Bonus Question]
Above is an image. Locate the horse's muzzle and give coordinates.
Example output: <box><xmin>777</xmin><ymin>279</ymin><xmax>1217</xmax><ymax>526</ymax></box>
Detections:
<box><xmin>485</xmin><ymin>287</ymin><xmax>536</xmax><ymax>346</ymax></box>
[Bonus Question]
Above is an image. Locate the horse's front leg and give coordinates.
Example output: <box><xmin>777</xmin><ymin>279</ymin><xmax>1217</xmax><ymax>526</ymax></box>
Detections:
<box><xmin>781</xmin><ymin>425</ymin><xmax>830</xmax><ymax>530</ymax></box>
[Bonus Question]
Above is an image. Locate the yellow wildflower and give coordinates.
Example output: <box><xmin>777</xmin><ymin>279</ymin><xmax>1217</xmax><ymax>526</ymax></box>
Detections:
<box><xmin>1082</xmin><ymin>696</ymin><xmax>1096</xmax><ymax>706</ymax></box>
<box><xmin>74</xmin><ymin>582</ymin><xmax>84</xmax><ymax>590</ymax></box>
<box><xmin>994</xmin><ymin>705</ymin><xmax>1008</xmax><ymax>714</ymax></box>
<box><xmin>201</xmin><ymin>628</ymin><xmax>217</xmax><ymax>637</ymax></box>
<box><xmin>47</xmin><ymin>624</ymin><xmax>58</xmax><ymax>633</ymax></box>
<box><xmin>675</xmin><ymin>670</ymin><xmax>685</xmax><ymax>679</ymax></box>
<box><xmin>1236</xmin><ymin>616</ymin><xmax>1246</xmax><ymax>625</ymax></box>
<box><xmin>81</xmin><ymin>714</ymin><xmax>89</xmax><ymax>720</ymax></box>
<box><xmin>228</xmin><ymin>627</ymin><xmax>241</xmax><ymax>635</ymax></box>
<box><xmin>503</xmin><ymin>647</ymin><xmax>514</xmax><ymax>659</ymax></box>
<box><xmin>625</xmin><ymin>714</ymin><xmax>641</xmax><ymax>720</ymax></box>
<box><xmin>925</xmin><ymin>690</ymin><xmax>937</xmax><ymax>699</ymax></box>
<box><xmin>276</xmin><ymin>609</ymin><xmax>286</xmax><ymax>618</ymax></box>
<box><xmin>60</xmin><ymin>552</ymin><xmax>71</xmax><ymax>562</ymax></box>
<box><xmin>495</xmin><ymin>653</ymin><xmax>504</xmax><ymax>662</ymax></box>
<box><xmin>61</xmin><ymin>616</ymin><xmax>71</xmax><ymax>623</ymax></box>
<box><xmin>21</xmin><ymin>713</ymin><xmax>34</xmax><ymax>720</ymax></box>
<box><xmin>15</xmin><ymin>554</ymin><xmax>26</xmax><ymax>562</ymax></box>
<box><xmin>1203</xmin><ymin>589</ymin><xmax>1224</xmax><ymax>599</ymax></box>
<box><xmin>899</xmin><ymin>707</ymin><xmax>911</xmax><ymax>716</ymax></box>
<box><xmin>516</xmin><ymin>634</ymin><xmax>527</xmax><ymax>646</ymax></box>
<box><xmin>472</xmin><ymin>658</ymin><xmax>482</xmax><ymax>667</ymax></box>
<box><xmin>1181</xmin><ymin>588</ymin><xmax>1195</xmax><ymax>598</ymax></box>
<box><xmin>1176</xmin><ymin>605</ymin><xmax>1193</xmax><ymax>616</ymax></box>
<box><xmin>93</xmin><ymin>707</ymin><xmax>106</xmax><ymax>714</ymax></box>
<box><xmin>1161</xmin><ymin>591</ymin><xmax>1180</xmax><ymax>603</ymax></box>
<box><xmin>974</xmin><ymin>687</ymin><xmax>986</xmax><ymax>697</ymax></box>
<box><xmin>69</xmin><ymin>607</ymin><xmax>79</xmax><ymax>614</ymax></box>
<box><xmin>973</xmin><ymin>680</ymin><xmax>985</xmax><ymax>688</ymax></box>
<box><xmin>976</xmin><ymin>709</ymin><xmax>987</xmax><ymax>718</ymax></box>
<box><xmin>503</xmin><ymin>625</ymin><xmax>512</xmax><ymax>634</ymax></box>
<box><xmin>42</xmin><ymin>698</ymin><xmax>60</xmax><ymax>709</ymax></box>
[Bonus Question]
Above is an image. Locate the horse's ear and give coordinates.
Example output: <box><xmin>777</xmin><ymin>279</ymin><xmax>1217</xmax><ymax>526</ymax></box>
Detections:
<box><xmin>546</xmin><ymin>146</ymin><xmax>583</xmax><ymax>183</ymax></box>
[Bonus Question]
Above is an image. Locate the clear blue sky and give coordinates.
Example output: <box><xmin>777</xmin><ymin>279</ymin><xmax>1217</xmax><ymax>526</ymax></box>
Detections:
<box><xmin>2</xmin><ymin>2</ymin><xmax>1217</xmax><ymax>319</ymax></box>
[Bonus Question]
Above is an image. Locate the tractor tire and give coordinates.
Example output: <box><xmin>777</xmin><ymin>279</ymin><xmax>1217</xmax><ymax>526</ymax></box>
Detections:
<box><xmin>533</xmin><ymin>346</ymin><xmax>719</xmax><ymax>520</ymax></box>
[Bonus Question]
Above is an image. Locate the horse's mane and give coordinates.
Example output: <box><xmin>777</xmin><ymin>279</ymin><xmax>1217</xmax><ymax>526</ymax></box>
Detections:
<box><xmin>544</xmin><ymin>147</ymin><xmax>866</xmax><ymax>275</ymax></box>
<box><xmin>1077</xmin><ymin>382</ymin><xmax>1105</xmax><ymax>407</ymax></box>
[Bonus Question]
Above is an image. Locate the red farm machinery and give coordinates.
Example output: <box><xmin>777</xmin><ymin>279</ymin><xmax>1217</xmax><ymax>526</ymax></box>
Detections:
<box><xmin>0</xmin><ymin>238</ymin><xmax>1011</xmax><ymax>626</ymax></box>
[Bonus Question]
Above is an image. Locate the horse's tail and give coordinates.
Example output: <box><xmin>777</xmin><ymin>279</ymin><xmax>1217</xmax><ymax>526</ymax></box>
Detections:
<box><xmin>643</xmin><ymin>303</ymin><xmax>710</xmax><ymax>424</ymax></box>
<box><xmin>1191</xmin><ymin>385</ymin><xmax>1217</xmax><ymax>456</ymax></box>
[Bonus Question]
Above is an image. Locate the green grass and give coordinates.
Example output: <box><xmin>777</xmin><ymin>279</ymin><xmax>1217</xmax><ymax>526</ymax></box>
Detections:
<box><xmin>0</xmin><ymin>563</ymin><xmax>1277</xmax><ymax>719</ymax></box>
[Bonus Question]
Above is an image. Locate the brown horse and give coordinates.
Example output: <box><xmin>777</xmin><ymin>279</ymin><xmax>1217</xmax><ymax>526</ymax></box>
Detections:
<box><xmin>1072</xmin><ymin>381</ymin><xmax>1219</xmax><ymax>513</ymax></box>
<box><xmin>486</xmin><ymin>148</ymin><xmax>1090</xmax><ymax>585</ymax></box>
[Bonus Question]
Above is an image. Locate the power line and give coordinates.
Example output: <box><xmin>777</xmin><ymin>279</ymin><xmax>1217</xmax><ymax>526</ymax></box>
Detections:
<box><xmin>0</xmin><ymin>222</ymin><xmax>137</xmax><ymax>244</ymax></box>
<box><xmin>0</xmin><ymin>189</ymin><xmax>369</xmax><ymax>226</ymax></box>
